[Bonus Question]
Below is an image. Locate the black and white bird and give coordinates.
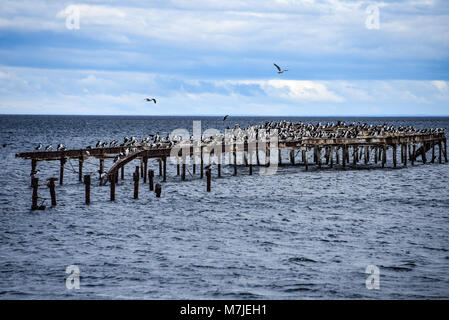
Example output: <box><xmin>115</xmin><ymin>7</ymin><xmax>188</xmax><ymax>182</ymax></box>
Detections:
<box><xmin>96</xmin><ymin>141</ymin><xmax>102</xmax><ymax>148</ymax></box>
<box><xmin>45</xmin><ymin>144</ymin><xmax>52</xmax><ymax>151</ymax></box>
<box><xmin>57</xmin><ymin>144</ymin><xmax>66</xmax><ymax>151</ymax></box>
<box><xmin>223</xmin><ymin>115</ymin><xmax>229</xmax><ymax>121</ymax></box>
<box><xmin>273</xmin><ymin>63</ymin><xmax>288</xmax><ymax>74</ymax></box>
<box><xmin>145</xmin><ymin>98</ymin><xmax>157</xmax><ymax>104</ymax></box>
<box><xmin>35</xmin><ymin>143</ymin><xmax>42</xmax><ymax>150</ymax></box>
<box><xmin>30</xmin><ymin>169</ymin><xmax>40</xmax><ymax>177</ymax></box>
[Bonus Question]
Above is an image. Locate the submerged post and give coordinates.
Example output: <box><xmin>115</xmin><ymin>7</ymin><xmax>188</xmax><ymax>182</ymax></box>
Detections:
<box><xmin>110</xmin><ymin>173</ymin><xmax>116</xmax><ymax>201</ymax></box>
<box><xmin>47</xmin><ymin>178</ymin><xmax>57</xmax><ymax>206</ymax></box>
<box><xmin>78</xmin><ymin>157</ymin><xmax>83</xmax><ymax>182</ymax></box>
<box><xmin>206</xmin><ymin>168</ymin><xmax>211</xmax><ymax>192</ymax></box>
<box><xmin>148</xmin><ymin>169</ymin><xmax>154</xmax><ymax>191</ymax></box>
<box><xmin>31</xmin><ymin>177</ymin><xmax>39</xmax><ymax>210</ymax></box>
<box><xmin>155</xmin><ymin>183</ymin><xmax>162</xmax><ymax>198</ymax></box>
<box><xmin>59</xmin><ymin>157</ymin><xmax>66</xmax><ymax>185</ymax></box>
<box><xmin>84</xmin><ymin>175</ymin><xmax>91</xmax><ymax>205</ymax></box>
<box><xmin>163</xmin><ymin>156</ymin><xmax>167</xmax><ymax>182</ymax></box>
<box><xmin>133</xmin><ymin>171</ymin><xmax>139</xmax><ymax>200</ymax></box>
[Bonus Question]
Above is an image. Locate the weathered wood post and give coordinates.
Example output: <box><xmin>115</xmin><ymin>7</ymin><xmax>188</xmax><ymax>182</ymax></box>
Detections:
<box><xmin>78</xmin><ymin>157</ymin><xmax>83</xmax><ymax>182</ymax></box>
<box><xmin>382</xmin><ymin>145</ymin><xmax>387</xmax><ymax>168</ymax></box>
<box><xmin>217</xmin><ymin>155</ymin><xmax>222</xmax><ymax>178</ymax></box>
<box><xmin>84</xmin><ymin>175</ymin><xmax>91</xmax><ymax>205</ymax></box>
<box><xmin>353</xmin><ymin>146</ymin><xmax>357</xmax><ymax>165</ymax></box>
<box><xmin>181</xmin><ymin>155</ymin><xmax>186</xmax><ymax>181</ymax></box>
<box><xmin>304</xmin><ymin>148</ymin><xmax>309</xmax><ymax>171</ymax></box>
<box><xmin>158</xmin><ymin>158</ymin><xmax>162</xmax><ymax>177</ymax></box>
<box><xmin>31</xmin><ymin>177</ymin><xmax>39</xmax><ymax>210</ymax></box>
<box><xmin>393</xmin><ymin>144</ymin><xmax>397</xmax><ymax>168</ymax></box>
<box><xmin>140</xmin><ymin>158</ymin><xmax>144</xmax><ymax>178</ymax></box>
<box><xmin>121</xmin><ymin>165</ymin><xmax>125</xmax><ymax>180</ymax></box>
<box><xmin>249</xmin><ymin>150</ymin><xmax>253</xmax><ymax>175</ymax></box>
<box><xmin>200</xmin><ymin>145</ymin><xmax>204</xmax><ymax>179</ymax></box>
<box><xmin>163</xmin><ymin>156</ymin><xmax>167</xmax><ymax>182</ymax></box>
<box><xmin>206</xmin><ymin>168</ymin><xmax>211</xmax><ymax>192</ymax></box>
<box><xmin>365</xmin><ymin>146</ymin><xmax>369</xmax><ymax>164</ymax></box>
<box><xmin>342</xmin><ymin>145</ymin><xmax>346</xmax><ymax>168</ymax></box>
<box><xmin>336</xmin><ymin>147</ymin><xmax>340</xmax><ymax>165</ymax></box>
<box><xmin>193</xmin><ymin>158</ymin><xmax>196</xmax><ymax>175</ymax></box>
<box><xmin>110</xmin><ymin>173</ymin><xmax>116</xmax><ymax>201</ymax></box>
<box><xmin>431</xmin><ymin>142</ymin><xmax>435</xmax><ymax>164</ymax></box>
<box><xmin>329</xmin><ymin>146</ymin><xmax>334</xmax><ymax>168</ymax></box>
<box><xmin>143</xmin><ymin>157</ymin><xmax>148</xmax><ymax>183</ymax></box>
<box><xmin>290</xmin><ymin>150</ymin><xmax>295</xmax><ymax>165</ymax></box>
<box><xmin>155</xmin><ymin>183</ymin><xmax>162</xmax><ymax>198</ymax></box>
<box><xmin>412</xmin><ymin>144</ymin><xmax>416</xmax><ymax>165</ymax></box>
<box><xmin>444</xmin><ymin>138</ymin><xmax>448</xmax><ymax>163</ymax></box>
<box><xmin>99</xmin><ymin>159</ymin><xmax>104</xmax><ymax>181</ymax></box>
<box><xmin>148</xmin><ymin>169</ymin><xmax>154</xmax><ymax>191</ymax></box>
<box><xmin>403</xmin><ymin>143</ymin><xmax>408</xmax><ymax>167</ymax></box>
<box><xmin>47</xmin><ymin>178</ymin><xmax>57</xmax><ymax>206</ymax></box>
<box><xmin>233</xmin><ymin>140</ymin><xmax>237</xmax><ymax>176</ymax></box>
<box><xmin>411</xmin><ymin>144</ymin><xmax>415</xmax><ymax>165</ymax></box>
<box><xmin>31</xmin><ymin>159</ymin><xmax>37</xmax><ymax>175</ymax></box>
<box><xmin>133</xmin><ymin>173</ymin><xmax>139</xmax><ymax>199</ymax></box>
<box><xmin>176</xmin><ymin>157</ymin><xmax>180</xmax><ymax>176</ymax></box>
<box><xmin>438</xmin><ymin>141</ymin><xmax>442</xmax><ymax>164</ymax></box>
<box><xmin>421</xmin><ymin>143</ymin><xmax>427</xmax><ymax>164</ymax></box>
<box><xmin>59</xmin><ymin>157</ymin><xmax>66</xmax><ymax>185</ymax></box>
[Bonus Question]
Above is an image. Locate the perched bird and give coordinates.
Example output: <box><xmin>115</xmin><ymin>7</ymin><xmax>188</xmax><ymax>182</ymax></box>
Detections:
<box><xmin>145</xmin><ymin>98</ymin><xmax>157</xmax><ymax>104</ymax></box>
<box><xmin>45</xmin><ymin>145</ymin><xmax>52</xmax><ymax>151</ymax></box>
<box><xmin>273</xmin><ymin>63</ymin><xmax>288</xmax><ymax>74</ymax></box>
<box><xmin>96</xmin><ymin>141</ymin><xmax>102</xmax><ymax>148</ymax></box>
<box><xmin>35</xmin><ymin>143</ymin><xmax>42</xmax><ymax>150</ymax></box>
<box><xmin>57</xmin><ymin>144</ymin><xmax>66</xmax><ymax>151</ymax></box>
<box><xmin>223</xmin><ymin>115</ymin><xmax>229</xmax><ymax>121</ymax></box>
<box><xmin>30</xmin><ymin>169</ymin><xmax>40</xmax><ymax>177</ymax></box>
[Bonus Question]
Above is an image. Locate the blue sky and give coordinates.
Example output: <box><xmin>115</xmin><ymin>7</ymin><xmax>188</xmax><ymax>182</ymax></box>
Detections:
<box><xmin>0</xmin><ymin>0</ymin><xmax>448</xmax><ymax>115</ymax></box>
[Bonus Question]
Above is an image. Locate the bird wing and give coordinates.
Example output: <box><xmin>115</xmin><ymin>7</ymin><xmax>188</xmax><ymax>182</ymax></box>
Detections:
<box><xmin>273</xmin><ymin>63</ymin><xmax>281</xmax><ymax>71</ymax></box>
<box><xmin>153</xmin><ymin>99</ymin><xmax>156</xmax><ymax>103</ymax></box>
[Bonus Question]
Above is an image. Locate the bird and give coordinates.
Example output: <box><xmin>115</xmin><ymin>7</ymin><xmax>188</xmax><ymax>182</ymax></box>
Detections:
<box><xmin>145</xmin><ymin>98</ymin><xmax>157</xmax><ymax>104</ymax></box>
<box><xmin>45</xmin><ymin>145</ymin><xmax>52</xmax><ymax>151</ymax></box>
<box><xmin>223</xmin><ymin>115</ymin><xmax>229</xmax><ymax>121</ymax></box>
<box><xmin>35</xmin><ymin>144</ymin><xmax>42</xmax><ymax>150</ymax></box>
<box><xmin>273</xmin><ymin>63</ymin><xmax>288</xmax><ymax>74</ymax></box>
<box><xmin>204</xmin><ymin>164</ymin><xmax>211</xmax><ymax>170</ymax></box>
<box><xmin>30</xmin><ymin>169</ymin><xmax>40</xmax><ymax>177</ymax></box>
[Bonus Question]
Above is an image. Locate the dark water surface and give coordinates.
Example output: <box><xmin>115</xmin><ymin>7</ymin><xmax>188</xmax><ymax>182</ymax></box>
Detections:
<box><xmin>0</xmin><ymin>115</ymin><xmax>448</xmax><ymax>299</ymax></box>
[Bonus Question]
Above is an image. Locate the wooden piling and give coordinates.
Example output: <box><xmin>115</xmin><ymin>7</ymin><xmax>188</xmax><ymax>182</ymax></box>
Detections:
<box><xmin>431</xmin><ymin>142</ymin><xmax>435</xmax><ymax>164</ymax></box>
<box><xmin>176</xmin><ymin>157</ymin><xmax>180</xmax><ymax>176</ymax></box>
<box><xmin>133</xmin><ymin>171</ymin><xmax>139</xmax><ymax>200</ymax></box>
<box><xmin>342</xmin><ymin>145</ymin><xmax>346</xmax><ymax>168</ymax></box>
<box><xmin>444</xmin><ymin>138</ymin><xmax>448</xmax><ymax>163</ymax></box>
<box><xmin>411</xmin><ymin>144</ymin><xmax>415</xmax><ymax>165</ymax></box>
<box><xmin>249</xmin><ymin>151</ymin><xmax>253</xmax><ymax>175</ymax></box>
<box><xmin>421</xmin><ymin>143</ymin><xmax>427</xmax><ymax>164</ymax></box>
<box><xmin>159</xmin><ymin>158</ymin><xmax>162</xmax><ymax>177</ymax></box>
<box><xmin>182</xmin><ymin>156</ymin><xmax>186</xmax><ymax>181</ymax></box>
<box><xmin>304</xmin><ymin>148</ymin><xmax>309</xmax><ymax>171</ymax></box>
<box><xmin>438</xmin><ymin>141</ymin><xmax>442</xmax><ymax>164</ymax></box>
<box><xmin>143</xmin><ymin>157</ymin><xmax>148</xmax><ymax>183</ymax></box>
<box><xmin>155</xmin><ymin>183</ymin><xmax>162</xmax><ymax>198</ymax></box>
<box><xmin>84</xmin><ymin>175</ymin><xmax>91</xmax><ymax>205</ymax></box>
<box><xmin>78</xmin><ymin>157</ymin><xmax>83</xmax><ymax>182</ymax></box>
<box><xmin>59</xmin><ymin>157</ymin><xmax>66</xmax><ymax>185</ymax></box>
<box><xmin>290</xmin><ymin>150</ymin><xmax>295</xmax><ymax>165</ymax></box>
<box><xmin>163</xmin><ymin>157</ymin><xmax>167</xmax><ymax>182</ymax></box>
<box><xmin>200</xmin><ymin>146</ymin><xmax>204</xmax><ymax>179</ymax></box>
<box><xmin>206</xmin><ymin>168</ymin><xmax>211</xmax><ymax>192</ymax></box>
<box><xmin>31</xmin><ymin>177</ymin><xmax>39</xmax><ymax>210</ymax></box>
<box><xmin>47</xmin><ymin>178</ymin><xmax>57</xmax><ymax>206</ymax></box>
<box><xmin>110</xmin><ymin>173</ymin><xmax>116</xmax><ymax>201</ymax></box>
<box><xmin>393</xmin><ymin>144</ymin><xmax>397</xmax><ymax>168</ymax></box>
<box><xmin>382</xmin><ymin>145</ymin><xmax>387</xmax><ymax>168</ymax></box>
<box><xmin>99</xmin><ymin>159</ymin><xmax>104</xmax><ymax>182</ymax></box>
<box><xmin>121</xmin><ymin>165</ymin><xmax>124</xmax><ymax>180</ymax></box>
<box><xmin>148</xmin><ymin>169</ymin><xmax>154</xmax><ymax>191</ymax></box>
<box><xmin>233</xmin><ymin>143</ymin><xmax>237</xmax><ymax>176</ymax></box>
<box><xmin>403</xmin><ymin>143</ymin><xmax>408</xmax><ymax>167</ymax></box>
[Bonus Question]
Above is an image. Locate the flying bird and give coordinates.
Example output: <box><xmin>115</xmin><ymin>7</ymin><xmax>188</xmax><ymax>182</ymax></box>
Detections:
<box><xmin>145</xmin><ymin>98</ymin><xmax>157</xmax><ymax>104</ymax></box>
<box><xmin>223</xmin><ymin>115</ymin><xmax>229</xmax><ymax>121</ymax></box>
<box><xmin>273</xmin><ymin>63</ymin><xmax>288</xmax><ymax>74</ymax></box>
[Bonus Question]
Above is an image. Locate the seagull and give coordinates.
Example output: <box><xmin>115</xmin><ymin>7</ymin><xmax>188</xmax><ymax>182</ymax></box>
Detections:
<box><xmin>35</xmin><ymin>144</ymin><xmax>42</xmax><ymax>150</ymax></box>
<box><xmin>273</xmin><ymin>63</ymin><xmax>288</xmax><ymax>74</ymax></box>
<box><xmin>145</xmin><ymin>98</ymin><xmax>157</xmax><ymax>104</ymax></box>
<box><xmin>223</xmin><ymin>115</ymin><xmax>229</xmax><ymax>121</ymax></box>
<box><xmin>30</xmin><ymin>169</ymin><xmax>40</xmax><ymax>177</ymax></box>
<box><xmin>45</xmin><ymin>145</ymin><xmax>52</xmax><ymax>151</ymax></box>
<box><xmin>57</xmin><ymin>144</ymin><xmax>66</xmax><ymax>151</ymax></box>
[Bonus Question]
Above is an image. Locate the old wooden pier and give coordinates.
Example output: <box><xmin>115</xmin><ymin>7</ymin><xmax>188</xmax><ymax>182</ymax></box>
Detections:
<box><xmin>15</xmin><ymin>123</ymin><xmax>448</xmax><ymax>209</ymax></box>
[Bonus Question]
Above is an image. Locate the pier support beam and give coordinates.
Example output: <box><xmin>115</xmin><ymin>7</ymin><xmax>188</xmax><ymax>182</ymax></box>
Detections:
<box><xmin>48</xmin><ymin>178</ymin><xmax>57</xmax><ymax>206</ymax></box>
<box><xmin>110</xmin><ymin>173</ymin><xmax>116</xmax><ymax>201</ymax></box>
<box><xmin>99</xmin><ymin>159</ymin><xmax>104</xmax><ymax>182</ymax></box>
<box><xmin>163</xmin><ymin>156</ymin><xmax>167</xmax><ymax>182</ymax></box>
<box><xmin>121</xmin><ymin>165</ymin><xmax>124</xmax><ymax>180</ymax></box>
<box><xmin>84</xmin><ymin>175</ymin><xmax>91</xmax><ymax>205</ymax></box>
<box><xmin>206</xmin><ymin>168</ymin><xmax>211</xmax><ymax>192</ymax></box>
<box><xmin>148</xmin><ymin>170</ymin><xmax>154</xmax><ymax>191</ymax></box>
<box><xmin>290</xmin><ymin>150</ymin><xmax>295</xmax><ymax>165</ymax></box>
<box><xmin>393</xmin><ymin>144</ymin><xmax>397</xmax><ymax>168</ymax></box>
<box><xmin>78</xmin><ymin>157</ymin><xmax>84</xmax><ymax>182</ymax></box>
<box><xmin>59</xmin><ymin>157</ymin><xmax>66</xmax><ymax>185</ymax></box>
<box><xmin>31</xmin><ymin>177</ymin><xmax>39</xmax><ymax>210</ymax></box>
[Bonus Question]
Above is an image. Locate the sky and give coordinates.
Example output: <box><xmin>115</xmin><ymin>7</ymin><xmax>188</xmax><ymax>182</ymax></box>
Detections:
<box><xmin>0</xmin><ymin>0</ymin><xmax>448</xmax><ymax>116</ymax></box>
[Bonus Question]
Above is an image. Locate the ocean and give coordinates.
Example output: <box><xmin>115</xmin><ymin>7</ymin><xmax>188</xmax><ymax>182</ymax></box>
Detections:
<box><xmin>0</xmin><ymin>115</ymin><xmax>448</xmax><ymax>299</ymax></box>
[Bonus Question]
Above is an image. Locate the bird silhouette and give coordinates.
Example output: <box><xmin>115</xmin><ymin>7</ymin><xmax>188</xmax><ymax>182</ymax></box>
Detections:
<box><xmin>274</xmin><ymin>63</ymin><xmax>288</xmax><ymax>74</ymax></box>
<box><xmin>145</xmin><ymin>98</ymin><xmax>157</xmax><ymax>104</ymax></box>
<box><xmin>223</xmin><ymin>115</ymin><xmax>229</xmax><ymax>121</ymax></box>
